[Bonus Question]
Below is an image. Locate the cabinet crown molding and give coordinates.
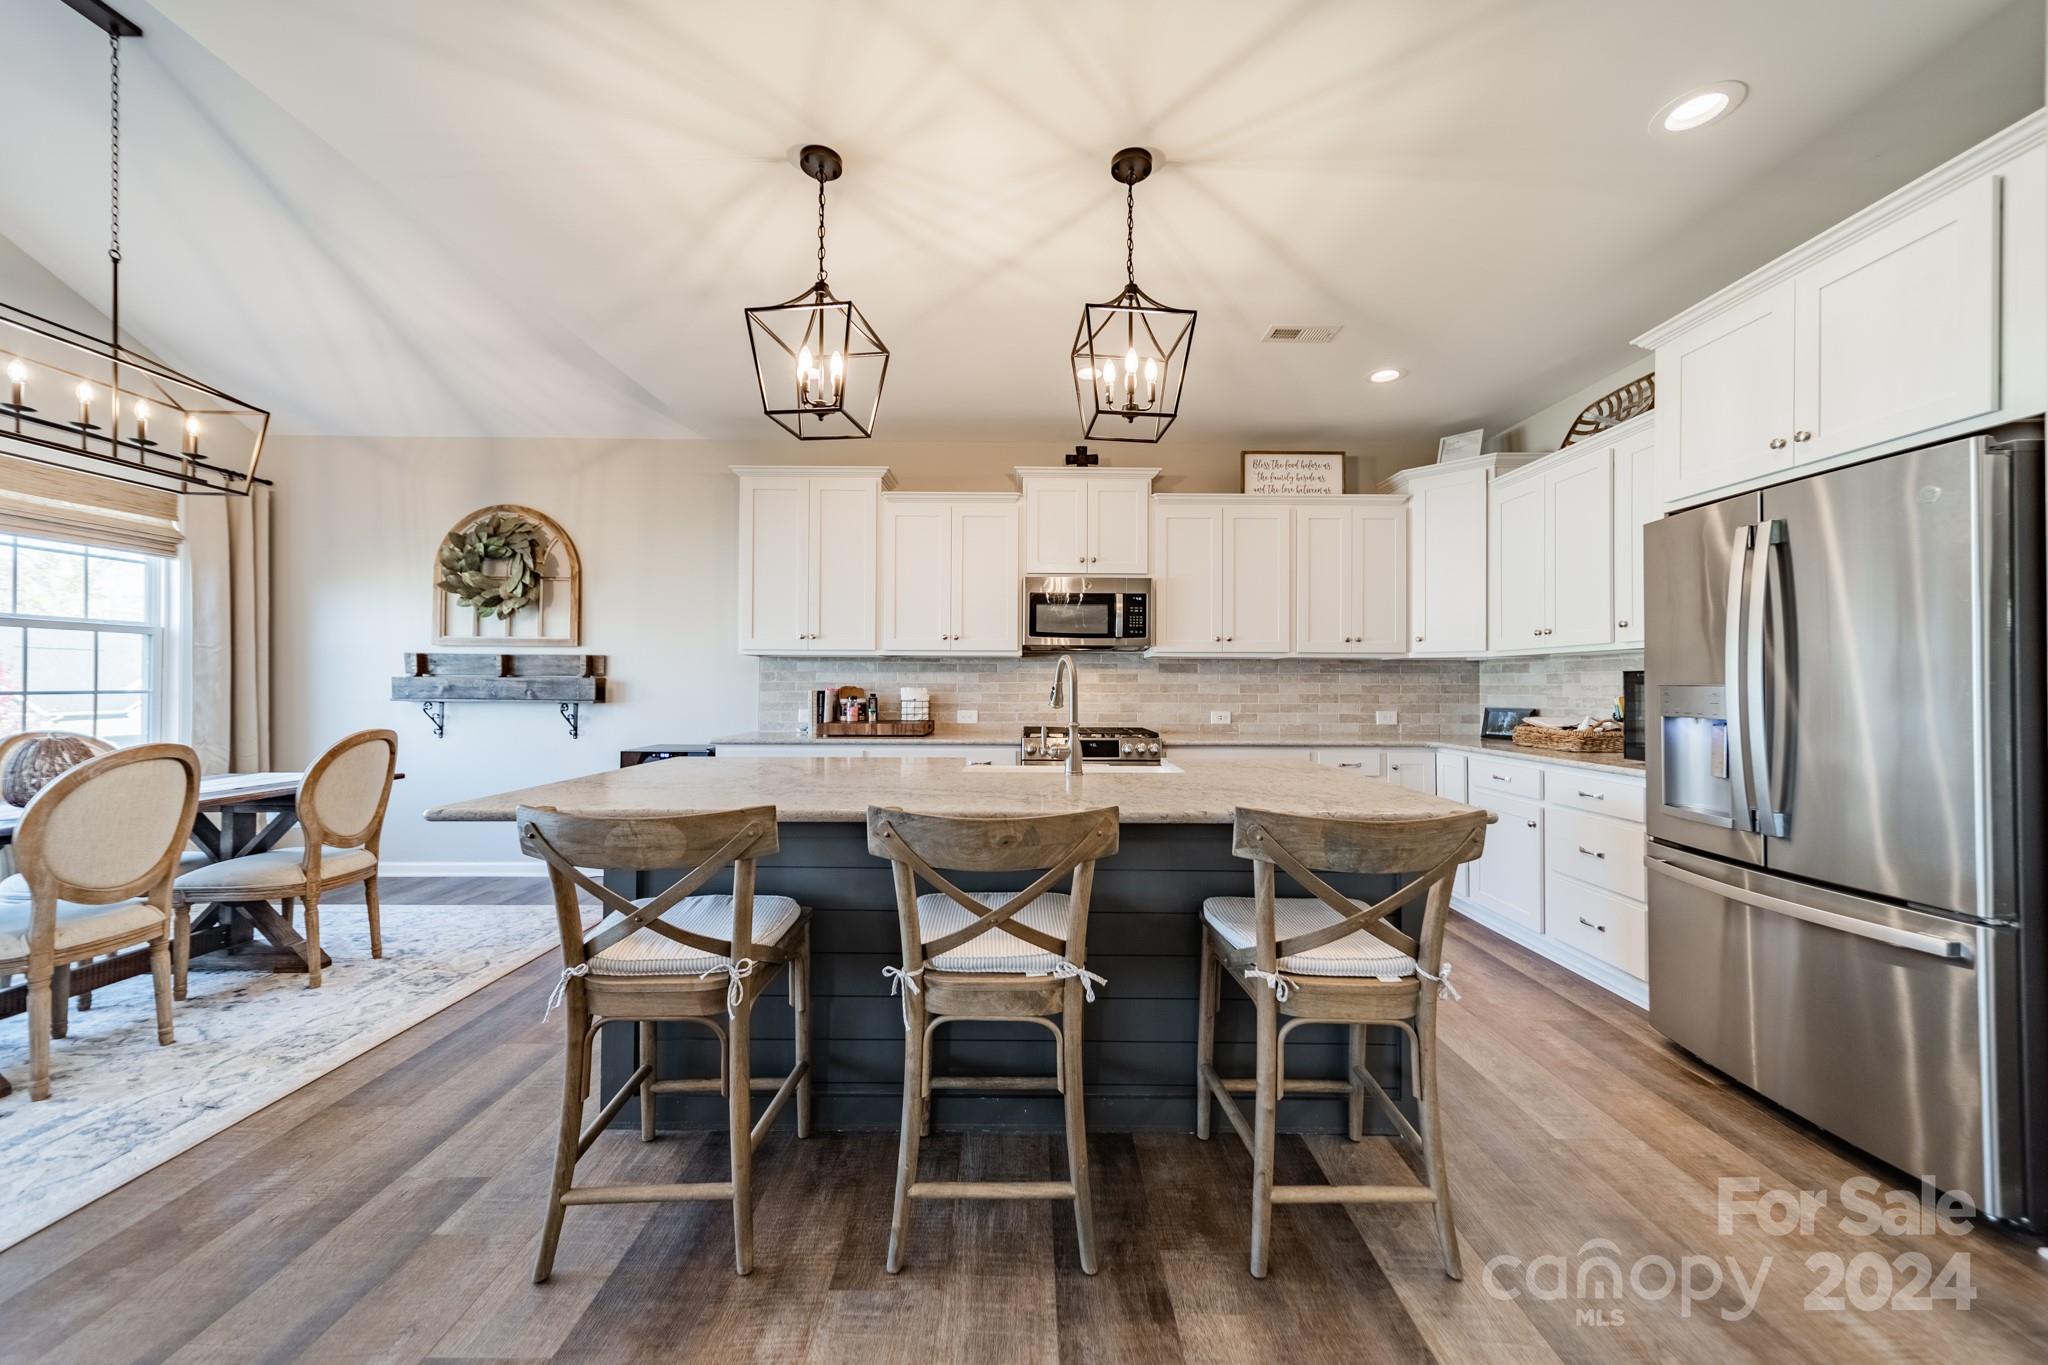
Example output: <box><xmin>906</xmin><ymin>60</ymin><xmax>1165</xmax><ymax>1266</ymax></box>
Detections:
<box><xmin>1380</xmin><ymin>452</ymin><xmax>1543</xmax><ymax>493</ymax></box>
<box><xmin>881</xmin><ymin>490</ymin><xmax>1019</xmax><ymax>503</ymax></box>
<box><xmin>1013</xmin><ymin>465</ymin><xmax>1160</xmax><ymax>482</ymax></box>
<box><xmin>730</xmin><ymin>465</ymin><xmax>896</xmax><ymax>488</ymax></box>
<box><xmin>1151</xmin><ymin>492</ymin><xmax>1407</xmax><ymax>505</ymax></box>
<box><xmin>1633</xmin><ymin>109</ymin><xmax>2045</xmax><ymax>350</ymax></box>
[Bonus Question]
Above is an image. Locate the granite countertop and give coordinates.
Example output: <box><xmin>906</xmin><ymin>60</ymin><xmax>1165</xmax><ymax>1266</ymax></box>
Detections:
<box><xmin>711</xmin><ymin>731</ymin><xmax>1645</xmax><ymax>775</ymax></box>
<box><xmin>426</xmin><ymin>755</ymin><xmax>1477</xmax><ymax>825</ymax></box>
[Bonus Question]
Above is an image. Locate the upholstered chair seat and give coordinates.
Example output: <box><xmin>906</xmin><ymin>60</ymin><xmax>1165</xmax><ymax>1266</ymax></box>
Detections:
<box><xmin>175</xmin><ymin>845</ymin><xmax>378</xmax><ymax>897</ymax></box>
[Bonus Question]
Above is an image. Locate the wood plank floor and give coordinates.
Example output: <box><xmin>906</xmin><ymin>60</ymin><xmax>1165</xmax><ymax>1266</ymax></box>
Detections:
<box><xmin>2</xmin><ymin>877</ymin><xmax>2043</xmax><ymax>1363</ymax></box>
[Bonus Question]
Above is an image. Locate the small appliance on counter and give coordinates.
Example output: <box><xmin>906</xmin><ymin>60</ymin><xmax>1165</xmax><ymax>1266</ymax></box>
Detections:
<box><xmin>1479</xmin><ymin>706</ymin><xmax>1535</xmax><ymax>738</ymax></box>
<box><xmin>1018</xmin><ymin>725</ymin><xmax>1163</xmax><ymax>766</ymax></box>
<box><xmin>619</xmin><ymin>744</ymin><xmax>715</xmax><ymax>767</ymax></box>
<box><xmin>1022</xmin><ymin>576</ymin><xmax>1150</xmax><ymax>652</ymax></box>
<box><xmin>1621</xmin><ymin>669</ymin><xmax>1645</xmax><ymax>760</ymax></box>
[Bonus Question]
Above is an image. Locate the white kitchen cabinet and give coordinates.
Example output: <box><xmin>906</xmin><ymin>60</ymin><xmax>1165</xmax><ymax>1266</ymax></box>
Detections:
<box><xmin>1221</xmin><ymin>504</ymin><xmax>1292</xmax><ymax>653</ymax></box>
<box><xmin>1793</xmin><ymin>175</ymin><xmax>2001</xmax><ymax>462</ymax></box>
<box><xmin>1294</xmin><ymin>499</ymin><xmax>1408</xmax><ymax>654</ymax></box>
<box><xmin>1150</xmin><ymin>501</ymin><xmax>1224</xmax><ymax>651</ymax></box>
<box><xmin>1148</xmin><ymin>498</ymin><xmax>1290</xmax><ymax>654</ymax></box>
<box><xmin>1468</xmin><ymin>790</ymin><xmax>1544</xmax><ymax>932</ymax></box>
<box><xmin>1385</xmin><ymin>456</ymin><xmax>1538</xmax><ymax>655</ymax></box>
<box><xmin>1655</xmin><ymin>281</ymin><xmax>1797</xmax><ymax>505</ymax></box>
<box><xmin>880</xmin><ymin>494</ymin><xmax>1020</xmax><ymax>654</ymax></box>
<box><xmin>1435</xmin><ymin>751</ymin><xmax>1472</xmax><ymax>897</ymax></box>
<box><xmin>1312</xmin><ymin>748</ymin><xmax>1385</xmax><ymax>776</ymax></box>
<box><xmin>1382</xmin><ymin>748</ymin><xmax>1435</xmax><ymax>794</ymax></box>
<box><xmin>1609</xmin><ymin>420</ymin><xmax>1657</xmax><ymax>645</ymax></box>
<box><xmin>1017</xmin><ymin>467</ymin><xmax>1157</xmax><ymax>574</ymax></box>
<box><xmin>1489</xmin><ymin>444</ymin><xmax>1615</xmax><ymax>652</ymax></box>
<box><xmin>736</xmin><ymin>467</ymin><xmax>889</xmax><ymax>654</ymax></box>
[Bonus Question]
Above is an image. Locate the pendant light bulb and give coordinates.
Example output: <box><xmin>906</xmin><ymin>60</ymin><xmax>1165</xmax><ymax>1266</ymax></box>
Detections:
<box><xmin>75</xmin><ymin>381</ymin><xmax>93</xmax><ymax>403</ymax></box>
<box><xmin>5</xmin><ymin>360</ymin><xmax>24</xmax><ymax>383</ymax></box>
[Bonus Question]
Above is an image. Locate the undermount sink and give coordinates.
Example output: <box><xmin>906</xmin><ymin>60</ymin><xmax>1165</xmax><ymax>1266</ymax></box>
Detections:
<box><xmin>965</xmin><ymin>760</ymin><xmax>1185</xmax><ymax>775</ymax></box>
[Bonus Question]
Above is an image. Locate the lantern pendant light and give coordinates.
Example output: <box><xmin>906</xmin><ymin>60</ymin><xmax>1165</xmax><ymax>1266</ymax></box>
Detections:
<box><xmin>743</xmin><ymin>145</ymin><xmax>890</xmax><ymax>440</ymax></box>
<box><xmin>1070</xmin><ymin>147</ymin><xmax>1195</xmax><ymax>443</ymax></box>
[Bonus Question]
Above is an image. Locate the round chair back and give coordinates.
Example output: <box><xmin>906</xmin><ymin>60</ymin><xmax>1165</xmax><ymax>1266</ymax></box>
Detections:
<box><xmin>15</xmin><ymin>743</ymin><xmax>201</xmax><ymax>905</ymax></box>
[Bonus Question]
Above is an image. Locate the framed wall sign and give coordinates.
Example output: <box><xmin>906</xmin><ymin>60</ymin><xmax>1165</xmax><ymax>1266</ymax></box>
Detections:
<box><xmin>1436</xmin><ymin>428</ymin><xmax>1484</xmax><ymax>464</ymax></box>
<box><xmin>1241</xmin><ymin>450</ymin><xmax>1344</xmax><ymax>496</ymax></box>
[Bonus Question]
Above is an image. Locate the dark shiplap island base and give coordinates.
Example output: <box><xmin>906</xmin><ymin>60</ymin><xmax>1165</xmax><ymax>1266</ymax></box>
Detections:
<box><xmin>427</xmin><ymin>754</ymin><xmax>1479</xmax><ymax>1137</ymax></box>
<box><xmin>605</xmin><ymin>821</ymin><xmax>1413</xmax><ymax>1135</ymax></box>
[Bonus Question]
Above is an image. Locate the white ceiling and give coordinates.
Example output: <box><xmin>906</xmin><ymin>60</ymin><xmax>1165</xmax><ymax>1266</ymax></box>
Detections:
<box><xmin>0</xmin><ymin>0</ymin><xmax>2039</xmax><ymax>448</ymax></box>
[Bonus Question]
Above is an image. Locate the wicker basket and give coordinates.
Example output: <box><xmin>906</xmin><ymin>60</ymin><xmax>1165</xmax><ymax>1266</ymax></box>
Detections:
<box><xmin>1510</xmin><ymin>721</ymin><xmax>1623</xmax><ymax>754</ymax></box>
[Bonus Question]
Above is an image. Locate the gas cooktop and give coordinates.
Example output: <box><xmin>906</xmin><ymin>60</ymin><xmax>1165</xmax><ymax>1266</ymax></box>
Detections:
<box><xmin>1018</xmin><ymin>725</ymin><xmax>1164</xmax><ymax>766</ymax></box>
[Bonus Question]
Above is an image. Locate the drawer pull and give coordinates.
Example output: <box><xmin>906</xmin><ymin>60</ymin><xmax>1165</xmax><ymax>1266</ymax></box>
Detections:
<box><xmin>1577</xmin><ymin>916</ymin><xmax>1607</xmax><ymax>933</ymax></box>
<box><xmin>1576</xmin><ymin>790</ymin><xmax>1604</xmax><ymax>800</ymax></box>
<box><xmin>1490</xmin><ymin>774</ymin><xmax>1510</xmax><ymax>783</ymax></box>
<box><xmin>1577</xmin><ymin>846</ymin><xmax>1606</xmax><ymax>860</ymax></box>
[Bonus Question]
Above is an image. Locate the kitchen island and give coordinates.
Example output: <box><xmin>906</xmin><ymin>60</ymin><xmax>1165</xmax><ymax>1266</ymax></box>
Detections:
<box><xmin>429</xmin><ymin>754</ymin><xmax>1480</xmax><ymax>1134</ymax></box>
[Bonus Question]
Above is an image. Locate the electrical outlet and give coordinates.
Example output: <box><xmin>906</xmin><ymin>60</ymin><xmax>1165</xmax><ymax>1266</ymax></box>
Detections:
<box><xmin>1376</xmin><ymin>709</ymin><xmax>1398</xmax><ymax>725</ymax></box>
<box><xmin>956</xmin><ymin>709</ymin><xmax>978</xmax><ymax>725</ymax></box>
<box><xmin>1210</xmin><ymin>710</ymin><xmax>1231</xmax><ymax>725</ymax></box>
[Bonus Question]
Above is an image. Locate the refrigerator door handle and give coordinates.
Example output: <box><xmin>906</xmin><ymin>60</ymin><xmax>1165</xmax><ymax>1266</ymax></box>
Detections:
<box><xmin>1747</xmin><ymin>519</ymin><xmax>1789</xmax><ymax>837</ymax></box>
<box><xmin>1647</xmin><ymin>858</ymin><xmax>1973</xmax><ymax>961</ymax></box>
<box><xmin>1723</xmin><ymin>524</ymin><xmax>1754</xmax><ymax>831</ymax></box>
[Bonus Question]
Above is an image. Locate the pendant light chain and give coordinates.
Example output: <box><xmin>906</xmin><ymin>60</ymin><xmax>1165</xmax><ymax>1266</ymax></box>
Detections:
<box><xmin>108</xmin><ymin>32</ymin><xmax>122</xmax><ymax>264</ymax></box>
<box><xmin>1124</xmin><ymin>182</ymin><xmax>1135</xmax><ymax>285</ymax></box>
<box><xmin>815</xmin><ymin>174</ymin><xmax>828</xmax><ymax>283</ymax></box>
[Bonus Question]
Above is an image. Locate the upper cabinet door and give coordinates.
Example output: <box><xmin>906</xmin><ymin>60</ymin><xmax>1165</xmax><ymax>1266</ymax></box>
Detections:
<box><xmin>1151</xmin><ymin>503</ymin><xmax>1223</xmax><ymax>650</ymax></box>
<box><xmin>739</xmin><ymin>476</ymin><xmax>811</xmax><ymax>652</ymax></box>
<box><xmin>1352</xmin><ymin>503</ymin><xmax>1407</xmax><ymax>653</ymax></box>
<box><xmin>1611</xmin><ymin>425</ymin><xmax>1657</xmax><ymax>645</ymax></box>
<box><xmin>1794</xmin><ymin>175</ymin><xmax>2001</xmax><ymax>462</ymax></box>
<box><xmin>1659</xmin><ymin>279</ymin><xmax>1797</xmax><ymax>504</ymax></box>
<box><xmin>807</xmin><ymin>477</ymin><xmax>879</xmax><ymax>652</ymax></box>
<box><xmin>1410</xmin><ymin>469</ymin><xmax>1489</xmax><ymax>655</ymax></box>
<box><xmin>1023</xmin><ymin>479</ymin><xmax>1089</xmax><ymax>572</ymax></box>
<box><xmin>1545</xmin><ymin>444</ymin><xmax>1615</xmax><ymax>650</ymax></box>
<box><xmin>1087</xmin><ymin>477</ymin><xmax>1151</xmax><ymax>573</ymax></box>
<box><xmin>951</xmin><ymin>501</ymin><xmax>1021</xmax><ymax>653</ymax></box>
<box><xmin>1490</xmin><ymin>476</ymin><xmax>1549</xmax><ymax>648</ymax></box>
<box><xmin>1220</xmin><ymin>505</ymin><xmax>1292</xmax><ymax>653</ymax></box>
<box><xmin>879</xmin><ymin>500</ymin><xmax>954</xmax><ymax>652</ymax></box>
<box><xmin>1293</xmin><ymin>503</ymin><xmax>1355</xmax><ymax>653</ymax></box>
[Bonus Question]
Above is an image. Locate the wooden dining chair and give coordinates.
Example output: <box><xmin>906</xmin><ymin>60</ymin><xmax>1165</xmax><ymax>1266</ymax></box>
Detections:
<box><xmin>0</xmin><ymin>743</ymin><xmax>200</xmax><ymax>1099</ymax></box>
<box><xmin>866</xmin><ymin>805</ymin><xmax>1119</xmax><ymax>1275</ymax></box>
<box><xmin>0</xmin><ymin>731</ymin><xmax>118</xmax><ymax>1006</ymax></box>
<box><xmin>517</xmin><ymin>803</ymin><xmax>811</xmax><ymax>1279</ymax></box>
<box><xmin>1196</xmin><ymin>806</ymin><xmax>1490</xmax><ymax>1279</ymax></box>
<box><xmin>170</xmin><ymin>729</ymin><xmax>397</xmax><ymax>992</ymax></box>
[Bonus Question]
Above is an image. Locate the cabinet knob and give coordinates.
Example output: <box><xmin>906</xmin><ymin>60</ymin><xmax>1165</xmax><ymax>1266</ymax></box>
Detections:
<box><xmin>1414</xmin><ymin>635</ymin><xmax>1424</xmax><ymax>643</ymax></box>
<box><xmin>1526</xmin><ymin>820</ymin><xmax>1538</xmax><ymax>828</ymax></box>
<box><xmin>1769</xmin><ymin>437</ymin><xmax>1788</xmax><ymax>450</ymax></box>
<box><xmin>1793</xmin><ymin>430</ymin><xmax>1813</xmax><ymax>443</ymax></box>
<box><xmin>1214</xmin><ymin>635</ymin><xmax>1222</xmax><ymax>642</ymax></box>
<box><xmin>1618</xmin><ymin>619</ymin><xmax>1629</xmax><ymax>628</ymax></box>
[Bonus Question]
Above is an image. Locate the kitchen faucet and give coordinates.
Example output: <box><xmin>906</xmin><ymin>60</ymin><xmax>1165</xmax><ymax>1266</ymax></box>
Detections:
<box><xmin>1048</xmin><ymin>653</ymin><xmax>1082</xmax><ymax>776</ymax></box>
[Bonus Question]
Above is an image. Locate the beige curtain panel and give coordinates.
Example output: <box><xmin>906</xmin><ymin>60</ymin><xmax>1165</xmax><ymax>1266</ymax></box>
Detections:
<box><xmin>0</xmin><ymin>454</ymin><xmax>183</xmax><ymax>557</ymax></box>
<box><xmin>184</xmin><ymin>485</ymin><xmax>272</xmax><ymax>775</ymax></box>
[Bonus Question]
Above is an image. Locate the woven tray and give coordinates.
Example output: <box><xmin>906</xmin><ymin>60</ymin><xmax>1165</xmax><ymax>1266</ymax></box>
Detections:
<box><xmin>816</xmin><ymin>719</ymin><xmax>935</xmax><ymax>738</ymax></box>
<box><xmin>1510</xmin><ymin>721</ymin><xmax>1623</xmax><ymax>754</ymax></box>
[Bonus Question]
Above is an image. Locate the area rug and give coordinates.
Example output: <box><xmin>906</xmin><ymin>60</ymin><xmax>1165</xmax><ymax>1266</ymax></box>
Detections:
<box><xmin>0</xmin><ymin>903</ymin><xmax>571</xmax><ymax>1250</ymax></box>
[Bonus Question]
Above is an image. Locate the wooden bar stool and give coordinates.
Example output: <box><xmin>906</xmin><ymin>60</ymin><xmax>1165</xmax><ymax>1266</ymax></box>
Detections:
<box><xmin>866</xmin><ymin>805</ymin><xmax>1119</xmax><ymax>1275</ymax></box>
<box><xmin>517</xmin><ymin>803</ymin><xmax>812</xmax><ymax>1279</ymax></box>
<box><xmin>1195</xmin><ymin>806</ymin><xmax>1489</xmax><ymax>1279</ymax></box>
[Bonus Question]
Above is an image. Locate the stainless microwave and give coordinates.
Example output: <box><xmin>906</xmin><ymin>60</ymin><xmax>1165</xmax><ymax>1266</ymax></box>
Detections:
<box><xmin>1022</xmin><ymin>576</ymin><xmax>1151</xmax><ymax>651</ymax></box>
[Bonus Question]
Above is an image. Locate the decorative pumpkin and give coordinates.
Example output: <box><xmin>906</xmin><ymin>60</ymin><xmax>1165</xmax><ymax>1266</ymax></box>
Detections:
<box><xmin>2</xmin><ymin>734</ymin><xmax>103</xmax><ymax>806</ymax></box>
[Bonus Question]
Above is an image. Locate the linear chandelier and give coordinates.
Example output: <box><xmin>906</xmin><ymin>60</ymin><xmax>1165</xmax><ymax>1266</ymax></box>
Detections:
<box><xmin>1</xmin><ymin>1</ymin><xmax>269</xmax><ymax>496</ymax></box>
<box><xmin>1070</xmin><ymin>147</ymin><xmax>1195</xmax><ymax>444</ymax></box>
<box><xmin>743</xmin><ymin>145</ymin><xmax>890</xmax><ymax>440</ymax></box>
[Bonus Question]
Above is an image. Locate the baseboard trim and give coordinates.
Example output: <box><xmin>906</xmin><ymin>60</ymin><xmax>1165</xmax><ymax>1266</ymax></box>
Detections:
<box><xmin>1451</xmin><ymin>897</ymin><xmax>1649</xmax><ymax>1008</ymax></box>
<box><xmin>378</xmin><ymin>860</ymin><xmax>545</xmax><ymax>879</ymax></box>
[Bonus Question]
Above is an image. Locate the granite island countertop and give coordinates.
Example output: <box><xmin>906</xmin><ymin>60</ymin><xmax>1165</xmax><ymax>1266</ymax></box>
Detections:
<box><xmin>710</xmin><ymin>731</ymin><xmax>1645</xmax><ymax>775</ymax></box>
<box><xmin>426</xmin><ymin>754</ymin><xmax>1478</xmax><ymax>825</ymax></box>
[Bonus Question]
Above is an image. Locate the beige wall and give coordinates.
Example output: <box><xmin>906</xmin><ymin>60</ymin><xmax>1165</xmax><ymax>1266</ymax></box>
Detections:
<box><xmin>267</xmin><ymin>431</ymin><xmax>1429</xmax><ymax>867</ymax></box>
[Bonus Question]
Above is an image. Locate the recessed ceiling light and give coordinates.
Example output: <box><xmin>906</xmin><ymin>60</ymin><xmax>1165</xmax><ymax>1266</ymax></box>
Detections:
<box><xmin>1654</xmin><ymin>81</ymin><xmax>1747</xmax><ymax>133</ymax></box>
<box><xmin>1368</xmin><ymin>368</ymin><xmax>1404</xmax><ymax>384</ymax></box>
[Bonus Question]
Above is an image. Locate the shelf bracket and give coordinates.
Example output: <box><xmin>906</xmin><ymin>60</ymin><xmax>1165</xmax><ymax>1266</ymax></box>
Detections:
<box><xmin>421</xmin><ymin>700</ymin><xmax>446</xmax><ymax>739</ymax></box>
<box><xmin>559</xmin><ymin>702</ymin><xmax>580</xmax><ymax>739</ymax></box>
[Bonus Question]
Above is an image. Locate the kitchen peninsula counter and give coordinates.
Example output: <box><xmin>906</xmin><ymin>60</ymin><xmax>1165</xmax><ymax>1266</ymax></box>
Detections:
<box><xmin>429</xmin><ymin>755</ymin><xmax>1480</xmax><ymax>1136</ymax></box>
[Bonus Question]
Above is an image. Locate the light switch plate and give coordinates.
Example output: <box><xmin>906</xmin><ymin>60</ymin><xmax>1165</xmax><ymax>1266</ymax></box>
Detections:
<box><xmin>1376</xmin><ymin>709</ymin><xmax>1397</xmax><ymax>725</ymax></box>
<box><xmin>1210</xmin><ymin>710</ymin><xmax>1231</xmax><ymax>725</ymax></box>
<box><xmin>956</xmin><ymin>709</ymin><xmax>978</xmax><ymax>725</ymax></box>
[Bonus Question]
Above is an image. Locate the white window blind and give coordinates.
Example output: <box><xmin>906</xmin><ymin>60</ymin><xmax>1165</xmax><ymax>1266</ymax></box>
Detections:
<box><xmin>0</xmin><ymin>454</ymin><xmax>183</xmax><ymax>557</ymax></box>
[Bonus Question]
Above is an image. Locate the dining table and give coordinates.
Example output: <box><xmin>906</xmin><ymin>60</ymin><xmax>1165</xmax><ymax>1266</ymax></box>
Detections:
<box><xmin>0</xmin><ymin>769</ymin><xmax>401</xmax><ymax>1099</ymax></box>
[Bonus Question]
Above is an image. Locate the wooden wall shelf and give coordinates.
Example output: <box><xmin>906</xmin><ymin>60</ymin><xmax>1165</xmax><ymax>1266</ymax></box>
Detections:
<box><xmin>391</xmin><ymin>653</ymin><xmax>608</xmax><ymax>737</ymax></box>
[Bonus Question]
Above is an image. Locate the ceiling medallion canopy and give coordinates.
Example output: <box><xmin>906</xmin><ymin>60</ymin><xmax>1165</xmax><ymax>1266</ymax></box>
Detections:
<box><xmin>1</xmin><ymin>4</ymin><xmax>269</xmax><ymax>496</ymax></box>
<box><xmin>1070</xmin><ymin>147</ymin><xmax>1195</xmax><ymax>444</ymax></box>
<box><xmin>743</xmin><ymin>144</ymin><xmax>890</xmax><ymax>440</ymax></box>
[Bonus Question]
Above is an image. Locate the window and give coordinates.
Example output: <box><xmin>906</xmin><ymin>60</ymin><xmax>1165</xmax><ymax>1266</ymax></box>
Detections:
<box><xmin>0</xmin><ymin>533</ymin><xmax>166</xmax><ymax>746</ymax></box>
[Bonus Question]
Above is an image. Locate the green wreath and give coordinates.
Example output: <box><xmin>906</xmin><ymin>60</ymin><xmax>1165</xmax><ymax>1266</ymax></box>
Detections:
<box><xmin>438</xmin><ymin>512</ymin><xmax>546</xmax><ymax>618</ymax></box>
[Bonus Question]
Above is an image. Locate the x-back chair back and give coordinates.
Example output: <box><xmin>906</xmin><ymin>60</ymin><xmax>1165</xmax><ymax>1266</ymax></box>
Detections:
<box><xmin>516</xmin><ymin>803</ymin><xmax>810</xmax><ymax>1280</ymax></box>
<box><xmin>1201</xmin><ymin>805</ymin><xmax>1490</xmax><ymax>1281</ymax></box>
<box><xmin>865</xmin><ymin>805</ymin><xmax>1120</xmax><ymax>1275</ymax></box>
<box><xmin>10</xmin><ymin>743</ymin><xmax>199</xmax><ymax>1099</ymax></box>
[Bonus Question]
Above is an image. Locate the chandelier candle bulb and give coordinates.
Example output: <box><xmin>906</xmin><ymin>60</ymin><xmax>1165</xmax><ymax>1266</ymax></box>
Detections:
<box><xmin>6</xmin><ymin>359</ymin><xmax>24</xmax><ymax>408</ymax></box>
<box><xmin>182</xmin><ymin>414</ymin><xmax>201</xmax><ymax>456</ymax></box>
<box><xmin>131</xmin><ymin>399</ymin><xmax>150</xmax><ymax>446</ymax></box>
<box><xmin>74</xmin><ymin>382</ymin><xmax>92</xmax><ymax>427</ymax></box>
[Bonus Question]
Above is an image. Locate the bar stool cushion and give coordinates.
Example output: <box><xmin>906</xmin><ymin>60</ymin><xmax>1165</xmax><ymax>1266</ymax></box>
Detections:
<box><xmin>173</xmin><ymin>846</ymin><xmax>378</xmax><ymax>896</ymax></box>
<box><xmin>917</xmin><ymin>890</ymin><xmax>1076</xmax><ymax>975</ymax></box>
<box><xmin>0</xmin><ymin>897</ymin><xmax>165</xmax><ymax>962</ymax></box>
<box><xmin>588</xmin><ymin>894</ymin><xmax>802</xmax><ymax>977</ymax></box>
<box><xmin>1202</xmin><ymin>896</ymin><xmax>1419</xmax><ymax>980</ymax></box>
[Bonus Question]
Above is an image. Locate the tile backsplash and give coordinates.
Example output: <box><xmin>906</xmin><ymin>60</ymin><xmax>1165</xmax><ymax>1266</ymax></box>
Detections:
<box><xmin>758</xmin><ymin>650</ymin><xmax>1643</xmax><ymax>739</ymax></box>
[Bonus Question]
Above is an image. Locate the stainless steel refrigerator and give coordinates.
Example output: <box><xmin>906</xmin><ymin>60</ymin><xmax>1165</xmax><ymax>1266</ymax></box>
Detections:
<box><xmin>1644</xmin><ymin>426</ymin><xmax>2045</xmax><ymax>1227</ymax></box>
